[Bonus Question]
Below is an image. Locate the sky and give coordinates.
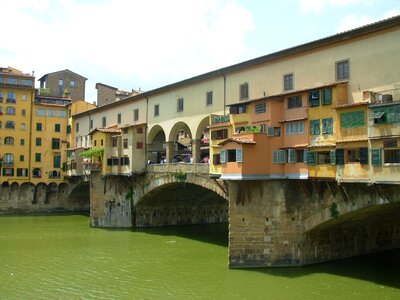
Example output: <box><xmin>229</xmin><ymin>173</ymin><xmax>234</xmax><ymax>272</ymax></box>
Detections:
<box><xmin>1</xmin><ymin>0</ymin><xmax>399</xmax><ymax>103</ymax></box>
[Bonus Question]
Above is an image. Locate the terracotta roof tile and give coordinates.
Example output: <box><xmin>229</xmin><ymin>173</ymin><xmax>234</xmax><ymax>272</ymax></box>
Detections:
<box><xmin>218</xmin><ymin>136</ymin><xmax>256</xmax><ymax>146</ymax></box>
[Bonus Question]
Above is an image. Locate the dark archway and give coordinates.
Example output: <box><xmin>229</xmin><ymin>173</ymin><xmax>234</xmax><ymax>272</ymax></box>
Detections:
<box><xmin>67</xmin><ymin>181</ymin><xmax>90</xmax><ymax>210</ymax></box>
<box><xmin>147</xmin><ymin>125</ymin><xmax>166</xmax><ymax>164</ymax></box>
<box><xmin>135</xmin><ymin>182</ymin><xmax>228</xmax><ymax>227</ymax></box>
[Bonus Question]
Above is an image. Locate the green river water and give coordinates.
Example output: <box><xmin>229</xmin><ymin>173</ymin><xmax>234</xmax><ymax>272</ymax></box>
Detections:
<box><xmin>0</xmin><ymin>214</ymin><xmax>399</xmax><ymax>299</ymax></box>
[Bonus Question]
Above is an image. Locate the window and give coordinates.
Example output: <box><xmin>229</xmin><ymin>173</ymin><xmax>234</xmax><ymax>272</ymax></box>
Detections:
<box><xmin>310</xmin><ymin>120</ymin><xmax>320</xmax><ymax>135</ymax></box>
<box><xmin>58</xmin><ymin>110</ymin><xmax>67</xmax><ymax>118</ymax></box>
<box><xmin>35</xmin><ymin>153</ymin><xmax>41</xmax><ymax>162</ymax></box>
<box><xmin>90</xmin><ymin>119</ymin><xmax>93</xmax><ymax>129</ymax></box>
<box><xmin>336</xmin><ymin>59</ymin><xmax>349</xmax><ymax>81</ymax></box>
<box><xmin>272</xmin><ymin>150</ymin><xmax>286</xmax><ymax>164</ymax></box>
<box><xmin>317</xmin><ymin>151</ymin><xmax>332</xmax><ymax>165</ymax></box>
<box><xmin>5</xmin><ymin>121</ymin><xmax>15</xmax><ymax>129</ymax></box>
<box><xmin>285</xmin><ymin>121</ymin><xmax>304</xmax><ymax>135</ymax></box>
<box><xmin>340</xmin><ymin>111</ymin><xmax>365</xmax><ymax>128</ymax></box>
<box><xmin>123</xmin><ymin>128</ymin><xmax>128</xmax><ymax>134</ymax></box>
<box><xmin>288</xmin><ymin>95</ymin><xmax>302</xmax><ymax>109</ymax></box>
<box><xmin>384</xmin><ymin>149</ymin><xmax>400</xmax><ymax>164</ymax></box>
<box><xmin>370</xmin><ymin>106</ymin><xmax>400</xmax><ymax>125</ymax></box>
<box><xmin>137</xmin><ymin>127</ymin><xmax>143</xmax><ymax>134</ymax></box>
<box><xmin>6</xmin><ymin>91</ymin><xmax>16</xmax><ymax>103</ymax></box>
<box><xmin>101</xmin><ymin>139</ymin><xmax>103</xmax><ymax>146</ymax></box>
<box><xmin>117</xmin><ymin>113</ymin><xmax>122</xmax><ymax>124</ymax></box>
<box><xmin>154</xmin><ymin>104</ymin><xmax>159</xmax><ymax>117</ymax></box>
<box><xmin>94</xmin><ymin>140</ymin><xmax>97</xmax><ymax>146</ymax></box>
<box><xmin>52</xmin><ymin>138</ymin><xmax>60</xmax><ymax>149</ymax></box>
<box><xmin>36</xmin><ymin>109</ymin><xmax>45</xmax><ymax>116</ymax></box>
<box><xmin>2</xmin><ymin>168</ymin><xmax>14</xmax><ymax>176</ymax></box>
<box><xmin>53</xmin><ymin>155</ymin><xmax>61</xmax><ymax>168</ymax></box>
<box><xmin>36</xmin><ymin>138</ymin><xmax>42</xmax><ymax>146</ymax></box>
<box><xmin>283</xmin><ymin>73</ymin><xmax>293</xmax><ymax>91</ymax></box>
<box><xmin>212</xmin><ymin>154</ymin><xmax>221</xmax><ymax>165</ymax></box>
<box><xmin>177</xmin><ymin>98</ymin><xmax>184</xmax><ymax>112</ymax></box>
<box><xmin>21</xmin><ymin>79</ymin><xmax>33</xmax><ymax>87</ymax></box>
<box><xmin>70</xmin><ymin>80</ymin><xmax>76</xmax><ymax>88</ymax></box>
<box><xmin>255</xmin><ymin>103</ymin><xmax>266</xmax><ymax>114</ymax></box>
<box><xmin>371</xmin><ymin>148</ymin><xmax>381</xmax><ymax>166</ymax></box>
<box><xmin>112</xmin><ymin>157</ymin><xmax>119</xmax><ymax>165</ymax></box>
<box><xmin>134</xmin><ymin>109</ymin><xmax>139</xmax><ymax>121</ymax></box>
<box><xmin>112</xmin><ymin>138</ymin><xmax>118</xmax><ymax>147</ymax></box>
<box><xmin>102</xmin><ymin>117</ymin><xmax>106</xmax><ymax>127</ymax></box>
<box><xmin>211</xmin><ymin>129</ymin><xmax>228</xmax><ymax>140</ymax></box>
<box><xmin>17</xmin><ymin>168</ymin><xmax>28</xmax><ymax>177</ymax></box>
<box><xmin>120</xmin><ymin>156</ymin><xmax>129</xmax><ymax>165</ymax></box>
<box><xmin>3</xmin><ymin>153</ymin><xmax>14</xmax><ymax>166</ymax></box>
<box><xmin>21</xmin><ymin>94</ymin><xmax>27</xmax><ymax>101</ymax></box>
<box><xmin>347</xmin><ymin>149</ymin><xmax>360</xmax><ymax>163</ymax></box>
<box><xmin>240</xmin><ymin>83</ymin><xmax>249</xmax><ymax>100</ymax></box>
<box><xmin>67</xmin><ymin>125</ymin><xmax>71</xmax><ymax>134</ymax></box>
<box><xmin>6</xmin><ymin>78</ymin><xmax>18</xmax><ymax>85</ymax></box>
<box><xmin>229</xmin><ymin>105</ymin><xmax>246</xmax><ymax>114</ymax></box>
<box><xmin>58</xmin><ymin>79</ymin><xmax>63</xmax><ymax>86</ymax></box>
<box><xmin>308</xmin><ymin>90</ymin><xmax>320</xmax><ymax>107</ymax></box>
<box><xmin>47</xmin><ymin>110</ymin><xmax>56</xmax><ymax>117</ymax></box>
<box><xmin>274</xmin><ymin>127</ymin><xmax>281</xmax><ymax>137</ymax></box>
<box><xmin>287</xmin><ymin>149</ymin><xmax>305</xmax><ymax>163</ymax></box>
<box><xmin>20</xmin><ymin>123</ymin><xmax>25</xmax><ymax>131</ymax></box>
<box><xmin>75</xmin><ymin>122</ymin><xmax>79</xmax><ymax>132</ymax></box>
<box><xmin>123</xmin><ymin>139</ymin><xmax>128</xmax><ymax>149</ymax></box>
<box><xmin>36</xmin><ymin>123</ymin><xmax>42</xmax><ymax>131</ymax></box>
<box><xmin>32</xmin><ymin>168</ymin><xmax>42</xmax><ymax>178</ymax></box>
<box><xmin>137</xmin><ymin>142</ymin><xmax>143</xmax><ymax>149</ymax></box>
<box><xmin>20</xmin><ymin>139</ymin><xmax>25</xmax><ymax>146</ymax></box>
<box><xmin>206</xmin><ymin>91</ymin><xmax>213</xmax><ymax>106</ymax></box>
<box><xmin>55</xmin><ymin>124</ymin><xmax>61</xmax><ymax>132</ymax></box>
<box><xmin>322</xmin><ymin>118</ymin><xmax>333</xmax><ymax>134</ymax></box>
<box><xmin>322</xmin><ymin>88</ymin><xmax>332</xmax><ymax>105</ymax></box>
<box><xmin>5</xmin><ymin>106</ymin><xmax>15</xmax><ymax>115</ymax></box>
<box><xmin>4</xmin><ymin>137</ymin><xmax>14</xmax><ymax>145</ymax></box>
<box><xmin>21</xmin><ymin>109</ymin><xmax>26</xmax><ymax>116</ymax></box>
<box><xmin>0</xmin><ymin>91</ymin><xmax>2</xmax><ymax>101</ymax></box>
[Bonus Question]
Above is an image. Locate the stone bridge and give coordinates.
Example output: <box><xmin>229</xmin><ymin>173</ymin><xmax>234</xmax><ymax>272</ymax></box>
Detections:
<box><xmin>87</xmin><ymin>164</ymin><xmax>400</xmax><ymax>268</ymax></box>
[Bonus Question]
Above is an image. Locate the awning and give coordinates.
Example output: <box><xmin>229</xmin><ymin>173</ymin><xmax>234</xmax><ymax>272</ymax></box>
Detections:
<box><xmin>369</xmin><ymin>111</ymin><xmax>385</xmax><ymax>119</ymax></box>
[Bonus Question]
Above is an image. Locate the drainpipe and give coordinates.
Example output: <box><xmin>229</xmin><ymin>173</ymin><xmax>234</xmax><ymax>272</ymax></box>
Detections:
<box><xmin>145</xmin><ymin>96</ymin><xmax>149</xmax><ymax>171</ymax></box>
<box><xmin>28</xmin><ymin>90</ymin><xmax>34</xmax><ymax>183</ymax></box>
<box><xmin>223</xmin><ymin>73</ymin><xmax>227</xmax><ymax>116</ymax></box>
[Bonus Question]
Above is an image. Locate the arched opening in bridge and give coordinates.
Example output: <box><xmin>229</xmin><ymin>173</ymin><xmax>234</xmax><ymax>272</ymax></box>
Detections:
<box><xmin>135</xmin><ymin>182</ymin><xmax>228</xmax><ymax>227</ymax></box>
<box><xmin>169</xmin><ymin>121</ymin><xmax>193</xmax><ymax>163</ymax></box>
<box><xmin>67</xmin><ymin>181</ymin><xmax>90</xmax><ymax>210</ymax></box>
<box><xmin>147</xmin><ymin>125</ymin><xmax>166</xmax><ymax>164</ymax></box>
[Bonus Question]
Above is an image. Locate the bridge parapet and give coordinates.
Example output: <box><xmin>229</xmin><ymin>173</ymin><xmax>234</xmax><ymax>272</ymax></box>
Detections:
<box><xmin>147</xmin><ymin>163</ymin><xmax>209</xmax><ymax>175</ymax></box>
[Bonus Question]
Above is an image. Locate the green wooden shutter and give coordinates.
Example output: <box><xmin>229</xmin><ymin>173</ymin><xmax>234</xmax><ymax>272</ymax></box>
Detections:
<box><xmin>278</xmin><ymin>150</ymin><xmax>286</xmax><ymax>164</ymax></box>
<box><xmin>220</xmin><ymin>150</ymin><xmax>226</xmax><ymax>163</ymax></box>
<box><xmin>330</xmin><ymin>150</ymin><xmax>336</xmax><ymax>165</ymax></box>
<box><xmin>359</xmin><ymin>147</ymin><xmax>368</xmax><ymax>165</ymax></box>
<box><xmin>267</xmin><ymin>126</ymin><xmax>274</xmax><ymax>136</ymax></box>
<box><xmin>371</xmin><ymin>148</ymin><xmax>381</xmax><ymax>166</ymax></box>
<box><xmin>303</xmin><ymin>149</ymin><xmax>308</xmax><ymax>163</ymax></box>
<box><xmin>336</xmin><ymin>149</ymin><xmax>344</xmax><ymax>165</ymax></box>
<box><xmin>236</xmin><ymin>149</ymin><xmax>242</xmax><ymax>163</ymax></box>
<box><xmin>307</xmin><ymin>151</ymin><xmax>316</xmax><ymax>166</ymax></box>
<box><xmin>288</xmin><ymin>149</ymin><xmax>295</xmax><ymax>163</ymax></box>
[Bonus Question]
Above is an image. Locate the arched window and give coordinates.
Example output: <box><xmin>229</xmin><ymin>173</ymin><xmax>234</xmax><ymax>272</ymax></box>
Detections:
<box><xmin>3</xmin><ymin>153</ymin><xmax>14</xmax><ymax>166</ymax></box>
<box><xmin>5</xmin><ymin>121</ymin><xmax>15</xmax><ymax>129</ymax></box>
<box><xmin>5</xmin><ymin>106</ymin><xmax>16</xmax><ymax>115</ymax></box>
<box><xmin>4</xmin><ymin>137</ymin><xmax>14</xmax><ymax>145</ymax></box>
<box><xmin>32</xmin><ymin>168</ymin><xmax>42</xmax><ymax>178</ymax></box>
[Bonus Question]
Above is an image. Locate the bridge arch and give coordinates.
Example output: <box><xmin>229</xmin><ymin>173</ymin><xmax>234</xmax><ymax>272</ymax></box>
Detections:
<box><xmin>134</xmin><ymin>175</ymin><xmax>228</xmax><ymax>227</ymax></box>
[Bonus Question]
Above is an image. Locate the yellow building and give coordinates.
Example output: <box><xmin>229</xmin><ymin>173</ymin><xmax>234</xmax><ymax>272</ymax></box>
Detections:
<box><xmin>307</xmin><ymin>83</ymin><xmax>347</xmax><ymax>179</ymax></box>
<box><xmin>0</xmin><ymin>67</ymin><xmax>35</xmax><ymax>184</ymax></box>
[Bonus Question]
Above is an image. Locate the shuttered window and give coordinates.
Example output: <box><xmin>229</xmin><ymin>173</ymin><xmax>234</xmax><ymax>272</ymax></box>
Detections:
<box><xmin>287</xmin><ymin>149</ymin><xmax>296</xmax><ymax>163</ymax></box>
<box><xmin>340</xmin><ymin>111</ymin><xmax>365</xmax><ymax>128</ymax></box>
<box><xmin>322</xmin><ymin>118</ymin><xmax>333</xmax><ymax>134</ymax></box>
<box><xmin>330</xmin><ymin>150</ymin><xmax>336</xmax><ymax>165</ymax></box>
<box><xmin>336</xmin><ymin>149</ymin><xmax>345</xmax><ymax>165</ymax></box>
<box><xmin>308</xmin><ymin>90</ymin><xmax>320</xmax><ymax>107</ymax></box>
<box><xmin>322</xmin><ymin>88</ymin><xmax>332</xmax><ymax>105</ymax></box>
<box><xmin>272</xmin><ymin>150</ymin><xmax>286</xmax><ymax>164</ymax></box>
<box><xmin>220</xmin><ymin>150</ymin><xmax>226</xmax><ymax>163</ymax></box>
<box><xmin>255</xmin><ymin>103</ymin><xmax>266</xmax><ymax>114</ymax></box>
<box><xmin>236</xmin><ymin>149</ymin><xmax>242</xmax><ymax>162</ymax></box>
<box><xmin>307</xmin><ymin>151</ymin><xmax>316</xmax><ymax>165</ymax></box>
<box><xmin>371</xmin><ymin>148</ymin><xmax>381</xmax><ymax>166</ymax></box>
<box><xmin>310</xmin><ymin>120</ymin><xmax>320</xmax><ymax>135</ymax></box>
<box><xmin>359</xmin><ymin>147</ymin><xmax>368</xmax><ymax>164</ymax></box>
<box><xmin>303</xmin><ymin>149</ymin><xmax>308</xmax><ymax>163</ymax></box>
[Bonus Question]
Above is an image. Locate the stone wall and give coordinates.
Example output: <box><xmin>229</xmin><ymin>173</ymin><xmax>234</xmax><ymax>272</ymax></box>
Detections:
<box><xmin>228</xmin><ymin>180</ymin><xmax>400</xmax><ymax>268</ymax></box>
<box><xmin>0</xmin><ymin>182</ymin><xmax>89</xmax><ymax>213</ymax></box>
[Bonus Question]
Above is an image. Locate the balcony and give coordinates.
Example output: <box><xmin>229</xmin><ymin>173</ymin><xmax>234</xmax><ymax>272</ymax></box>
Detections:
<box><xmin>82</xmin><ymin>162</ymin><xmax>102</xmax><ymax>171</ymax></box>
<box><xmin>211</xmin><ymin>114</ymin><xmax>230</xmax><ymax>125</ymax></box>
<box><xmin>2</xmin><ymin>161</ymin><xmax>14</xmax><ymax>167</ymax></box>
<box><xmin>283</xmin><ymin>106</ymin><xmax>307</xmax><ymax>121</ymax></box>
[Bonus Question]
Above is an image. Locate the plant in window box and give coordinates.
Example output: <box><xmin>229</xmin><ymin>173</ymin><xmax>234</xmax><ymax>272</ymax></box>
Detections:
<box><xmin>174</xmin><ymin>169</ymin><xmax>187</xmax><ymax>182</ymax></box>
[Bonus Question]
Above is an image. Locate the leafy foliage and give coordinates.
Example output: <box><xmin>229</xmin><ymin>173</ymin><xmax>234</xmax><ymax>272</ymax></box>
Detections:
<box><xmin>174</xmin><ymin>170</ymin><xmax>187</xmax><ymax>182</ymax></box>
<box><xmin>79</xmin><ymin>148</ymin><xmax>104</xmax><ymax>158</ymax></box>
<box><xmin>240</xmin><ymin>126</ymin><xmax>260</xmax><ymax>134</ymax></box>
<box><xmin>330</xmin><ymin>202</ymin><xmax>340</xmax><ymax>219</ymax></box>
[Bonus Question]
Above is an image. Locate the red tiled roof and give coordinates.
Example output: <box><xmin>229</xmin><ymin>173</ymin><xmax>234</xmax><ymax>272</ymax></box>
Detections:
<box><xmin>333</xmin><ymin>101</ymin><xmax>368</xmax><ymax>109</ymax></box>
<box><xmin>218</xmin><ymin>136</ymin><xmax>256</xmax><ymax>146</ymax></box>
<box><xmin>336</xmin><ymin>138</ymin><xmax>368</xmax><ymax>143</ymax></box>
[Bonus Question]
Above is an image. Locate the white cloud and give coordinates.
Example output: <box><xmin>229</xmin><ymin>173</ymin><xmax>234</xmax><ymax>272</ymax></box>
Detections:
<box><xmin>0</xmin><ymin>0</ymin><xmax>254</xmax><ymax>102</ymax></box>
<box><xmin>299</xmin><ymin>0</ymin><xmax>371</xmax><ymax>14</ymax></box>
<box><xmin>336</xmin><ymin>10</ymin><xmax>400</xmax><ymax>32</ymax></box>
